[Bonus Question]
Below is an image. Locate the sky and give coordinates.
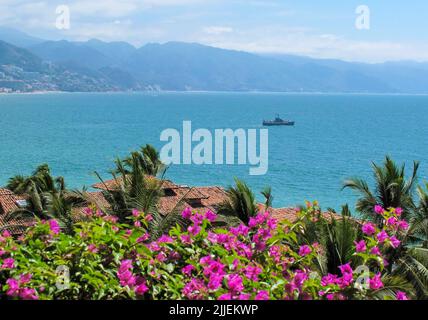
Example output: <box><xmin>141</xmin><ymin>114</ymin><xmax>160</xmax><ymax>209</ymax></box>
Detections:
<box><xmin>1</xmin><ymin>0</ymin><xmax>428</xmax><ymax>62</ymax></box>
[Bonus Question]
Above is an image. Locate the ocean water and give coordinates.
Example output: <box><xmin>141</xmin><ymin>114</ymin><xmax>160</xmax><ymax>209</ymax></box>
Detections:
<box><xmin>0</xmin><ymin>92</ymin><xmax>427</xmax><ymax>211</ymax></box>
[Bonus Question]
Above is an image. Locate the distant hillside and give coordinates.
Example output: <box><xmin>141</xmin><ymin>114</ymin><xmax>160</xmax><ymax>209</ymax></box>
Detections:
<box><xmin>0</xmin><ymin>26</ymin><xmax>43</xmax><ymax>48</ymax></box>
<box><xmin>0</xmin><ymin>40</ymin><xmax>120</xmax><ymax>92</ymax></box>
<box><xmin>121</xmin><ymin>42</ymin><xmax>393</xmax><ymax>92</ymax></box>
<box><xmin>30</xmin><ymin>40</ymin><xmax>114</xmax><ymax>70</ymax></box>
<box><xmin>1</xmin><ymin>27</ymin><xmax>428</xmax><ymax>93</ymax></box>
<box><xmin>0</xmin><ymin>40</ymin><xmax>44</xmax><ymax>72</ymax></box>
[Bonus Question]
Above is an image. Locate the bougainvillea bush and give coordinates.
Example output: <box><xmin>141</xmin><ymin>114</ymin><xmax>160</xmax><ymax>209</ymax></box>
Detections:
<box><xmin>0</xmin><ymin>204</ymin><xmax>411</xmax><ymax>300</ymax></box>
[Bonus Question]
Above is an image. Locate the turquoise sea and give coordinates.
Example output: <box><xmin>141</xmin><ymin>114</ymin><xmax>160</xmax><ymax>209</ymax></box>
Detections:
<box><xmin>0</xmin><ymin>92</ymin><xmax>427</xmax><ymax>210</ymax></box>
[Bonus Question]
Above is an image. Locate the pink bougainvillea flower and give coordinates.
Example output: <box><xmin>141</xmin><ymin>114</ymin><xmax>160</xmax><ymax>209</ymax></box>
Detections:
<box><xmin>1</xmin><ymin>257</ymin><xmax>15</xmax><ymax>269</ymax></box>
<box><xmin>135</xmin><ymin>282</ymin><xmax>149</xmax><ymax>296</ymax></box>
<box><xmin>218</xmin><ymin>293</ymin><xmax>232</xmax><ymax>300</ymax></box>
<box><xmin>354</xmin><ymin>240</ymin><xmax>367</xmax><ymax>253</ymax></box>
<box><xmin>370</xmin><ymin>246</ymin><xmax>381</xmax><ymax>256</ymax></box>
<box><xmin>6</xmin><ymin>276</ymin><xmax>38</xmax><ymax>300</ymax></box>
<box><xmin>200</xmin><ymin>255</ymin><xmax>212</xmax><ymax>265</ymax></box>
<box><xmin>19</xmin><ymin>273</ymin><xmax>32</xmax><ymax>284</ymax></box>
<box><xmin>88</xmin><ymin>244</ymin><xmax>98</xmax><ymax>254</ymax></box>
<box><xmin>190</xmin><ymin>213</ymin><xmax>204</xmax><ymax>226</ymax></box>
<box><xmin>321</xmin><ymin>274</ymin><xmax>338</xmax><ymax>286</ymax></box>
<box><xmin>204</xmin><ymin>210</ymin><xmax>217</xmax><ymax>222</ymax></box>
<box><xmin>269</xmin><ymin>245</ymin><xmax>281</xmax><ymax>263</ymax></box>
<box><xmin>386</xmin><ymin>217</ymin><xmax>397</xmax><ymax>226</ymax></box>
<box><xmin>339</xmin><ymin>263</ymin><xmax>353</xmax><ymax>278</ymax></box>
<box><xmin>183</xmin><ymin>278</ymin><xmax>207</xmax><ymax>300</ymax></box>
<box><xmin>181</xmin><ymin>207</ymin><xmax>192</xmax><ymax>219</ymax></box>
<box><xmin>248</xmin><ymin>217</ymin><xmax>258</xmax><ymax>228</ymax></box>
<box><xmin>157</xmin><ymin>235</ymin><xmax>174</xmax><ymax>243</ymax></box>
<box><xmin>188</xmin><ymin>224</ymin><xmax>201</xmax><ymax>236</ymax></box>
<box><xmin>244</xmin><ymin>265</ymin><xmax>262</xmax><ymax>282</ymax></box>
<box><xmin>255</xmin><ymin>290</ymin><xmax>270</xmax><ymax>300</ymax></box>
<box><xmin>362</xmin><ymin>222</ymin><xmax>376</xmax><ymax>235</ymax></box>
<box><xmin>136</xmin><ymin>233</ymin><xmax>150</xmax><ymax>243</ymax></box>
<box><xmin>207</xmin><ymin>274</ymin><xmax>223</xmax><ymax>291</ymax></box>
<box><xmin>203</xmin><ymin>260</ymin><xmax>226</xmax><ymax>278</ymax></box>
<box><xmin>238</xmin><ymin>293</ymin><xmax>251</xmax><ymax>300</ymax></box>
<box><xmin>0</xmin><ymin>249</ymin><xmax>6</xmax><ymax>256</ymax></box>
<box><xmin>326</xmin><ymin>293</ymin><xmax>335</xmax><ymax>300</ymax></box>
<box><xmin>397</xmin><ymin>220</ymin><xmax>409</xmax><ymax>231</ymax></box>
<box><xmin>156</xmin><ymin>252</ymin><xmax>167</xmax><ymax>262</ymax></box>
<box><xmin>83</xmin><ymin>207</ymin><xmax>93</xmax><ymax>216</ymax></box>
<box><xmin>182</xmin><ymin>265</ymin><xmax>195</xmax><ymax>276</ymax></box>
<box><xmin>117</xmin><ymin>260</ymin><xmax>136</xmax><ymax>287</ymax></box>
<box><xmin>396</xmin><ymin>291</ymin><xmax>409</xmax><ymax>300</ymax></box>
<box><xmin>374</xmin><ymin>205</ymin><xmax>384</xmax><ymax>214</ymax></box>
<box><xmin>6</xmin><ymin>278</ymin><xmax>19</xmax><ymax>296</ymax></box>
<box><xmin>180</xmin><ymin>234</ymin><xmax>192</xmax><ymax>244</ymax></box>
<box><xmin>298</xmin><ymin>245</ymin><xmax>312</xmax><ymax>257</ymax></box>
<box><xmin>48</xmin><ymin>219</ymin><xmax>61</xmax><ymax>235</ymax></box>
<box><xmin>230</xmin><ymin>224</ymin><xmax>250</xmax><ymax>237</ymax></box>
<box><xmin>2</xmin><ymin>230</ymin><xmax>12</xmax><ymax>238</ymax></box>
<box><xmin>395</xmin><ymin>207</ymin><xmax>403</xmax><ymax>216</ymax></box>
<box><xmin>132</xmin><ymin>209</ymin><xmax>140</xmax><ymax>217</ymax></box>
<box><xmin>389</xmin><ymin>236</ymin><xmax>401</xmax><ymax>248</ymax></box>
<box><xmin>19</xmin><ymin>288</ymin><xmax>38</xmax><ymax>300</ymax></box>
<box><xmin>377</xmin><ymin>230</ymin><xmax>389</xmax><ymax>243</ymax></box>
<box><xmin>145</xmin><ymin>214</ymin><xmax>153</xmax><ymax>222</ymax></box>
<box><xmin>134</xmin><ymin>221</ymin><xmax>142</xmax><ymax>228</ymax></box>
<box><xmin>266</xmin><ymin>218</ymin><xmax>277</xmax><ymax>230</ymax></box>
<box><xmin>369</xmin><ymin>273</ymin><xmax>384</xmax><ymax>290</ymax></box>
<box><xmin>293</xmin><ymin>270</ymin><xmax>309</xmax><ymax>288</ymax></box>
<box><xmin>227</xmin><ymin>274</ymin><xmax>244</xmax><ymax>293</ymax></box>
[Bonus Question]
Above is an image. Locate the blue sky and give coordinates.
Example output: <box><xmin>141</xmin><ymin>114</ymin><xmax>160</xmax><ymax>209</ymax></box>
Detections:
<box><xmin>1</xmin><ymin>0</ymin><xmax>428</xmax><ymax>62</ymax></box>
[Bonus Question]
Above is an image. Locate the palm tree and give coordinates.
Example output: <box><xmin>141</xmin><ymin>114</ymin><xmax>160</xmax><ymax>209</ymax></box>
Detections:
<box><xmin>6</xmin><ymin>164</ymin><xmax>66</xmax><ymax>216</ymax></box>
<box><xmin>3</xmin><ymin>164</ymin><xmax>84</xmax><ymax>234</ymax></box>
<box><xmin>343</xmin><ymin>157</ymin><xmax>427</xmax><ymax>299</ymax></box>
<box><xmin>261</xmin><ymin>186</ymin><xmax>273</xmax><ymax>210</ymax></box>
<box><xmin>298</xmin><ymin>205</ymin><xmax>360</xmax><ymax>275</ymax></box>
<box><xmin>7</xmin><ymin>164</ymin><xmax>65</xmax><ymax>195</ymax></box>
<box><xmin>42</xmin><ymin>189</ymin><xmax>87</xmax><ymax>235</ymax></box>
<box><xmin>217</xmin><ymin>178</ymin><xmax>258</xmax><ymax>225</ymax></box>
<box><xmin>121</xmin><ymin>144</ymin><xmax>165</xmax><ymax>177</ymax></box>
<box><xmin>94</xmin><ymin>152</ymin><xmax>186</xmax><ymax>240</ymax></box>
<box><xmin>343</xmin><ymin>156</ymin><xmax>419</xmax><ymax>225</ymax></box>
<box><xmin>1</xmin><ymin>187</ymin><xmax>85</xmax><ymax>235</ymax></box>
<box><xmin>389</xmin><ymin>183</ymin><xmax>428</xmax><ymax>299</ymax></box>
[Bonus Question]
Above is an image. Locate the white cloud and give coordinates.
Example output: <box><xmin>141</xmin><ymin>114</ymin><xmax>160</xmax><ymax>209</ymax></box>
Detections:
<box><xmin>195</xmin><ymin>25</ymin><xmax>428</xmax><ymax>63</ymax></box>
<box><xmin>203</xmin><ymin>26</ymin><xmax>233</xmax><ymax>35</ymax></box>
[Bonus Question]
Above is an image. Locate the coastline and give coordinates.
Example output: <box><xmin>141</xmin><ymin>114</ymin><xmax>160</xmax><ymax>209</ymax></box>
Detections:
<box><xmin>2</xmin><ymin>90</ymin><xmax>428</xmax><ymax>96</ymax></box>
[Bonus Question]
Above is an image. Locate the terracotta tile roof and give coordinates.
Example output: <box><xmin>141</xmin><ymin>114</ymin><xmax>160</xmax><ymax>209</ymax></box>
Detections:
<box><xmin>86</xmin><ymin>191</ymin><xmax>111</xmax><ymax>208</ymax></box>
<box><xmin>195</xmin><ymin>186</ymin><xmax>228</xmax><ymax>210</ymax></box>
<box><xmin>92</xmin><ymin>176</ymin><xmax>179</xmax><ymax>191</ymax></box>
<box><xmin>71</xmin><ymin>191</ymin><xmax>111</xmax><ymax>221</ymax></box>
<box><xmin>270</xmin><ymin>207</ymin><xmax>303</xmax><ymax>222</ymax></box>
<box><xmin>0</xmin><ymin>188</ymin><xmax>28</xmax><ymax>215</ymax></box>
<box><xmin>0</xmin><ymin>188</ymin><xmax>33</xmax><ymax>235</ymax></box>
<box><xmin>269</xmin><ymin>206</ymin><xmax>353</xmax><ymax>223</ymax></box>
<box><xmin>172</xmin><ymin>187</ymin><xmax>209</xmax><ymax>200</ymax></box>
<box><xmin>0</xmin><ymin>215</ymin><xmax>30</xmax><ymax>235</ymax></box>
<box><xmin>157</xmin><ymin>186</ymin><xmax>228</xmax><ymax>215</ymax></box>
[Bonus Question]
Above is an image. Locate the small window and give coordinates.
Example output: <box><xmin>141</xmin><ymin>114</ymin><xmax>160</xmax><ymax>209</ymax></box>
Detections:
<box><xmin>164</xmin><ymin>189</ymin><xmax>176</xmax><ymax>197</ymax></box>
<box><xmin>15</xmin><ymin>199</ymin><xmax>28</xmax><ymax>208</ymax></box>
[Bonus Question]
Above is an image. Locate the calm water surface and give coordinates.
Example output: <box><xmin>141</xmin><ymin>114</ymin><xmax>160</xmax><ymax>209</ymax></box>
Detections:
<box><xmin>0</xmin><ymin>92</ymin><xmax>427</xmax><ymax>210</ymax></box>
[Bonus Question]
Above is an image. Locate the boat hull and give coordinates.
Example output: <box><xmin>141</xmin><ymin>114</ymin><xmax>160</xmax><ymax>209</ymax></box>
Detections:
<box><xmin>263</xmin><ymin>121</ymin><xmax>295</xmax><ymax>126</ymax></box>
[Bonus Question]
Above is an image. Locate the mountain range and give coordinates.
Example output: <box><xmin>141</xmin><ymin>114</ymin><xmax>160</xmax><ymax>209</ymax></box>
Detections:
<box><xmin>1</xmin><ymin>26</ymin><xmax>428</xmax><ymax>93</ymax></box>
